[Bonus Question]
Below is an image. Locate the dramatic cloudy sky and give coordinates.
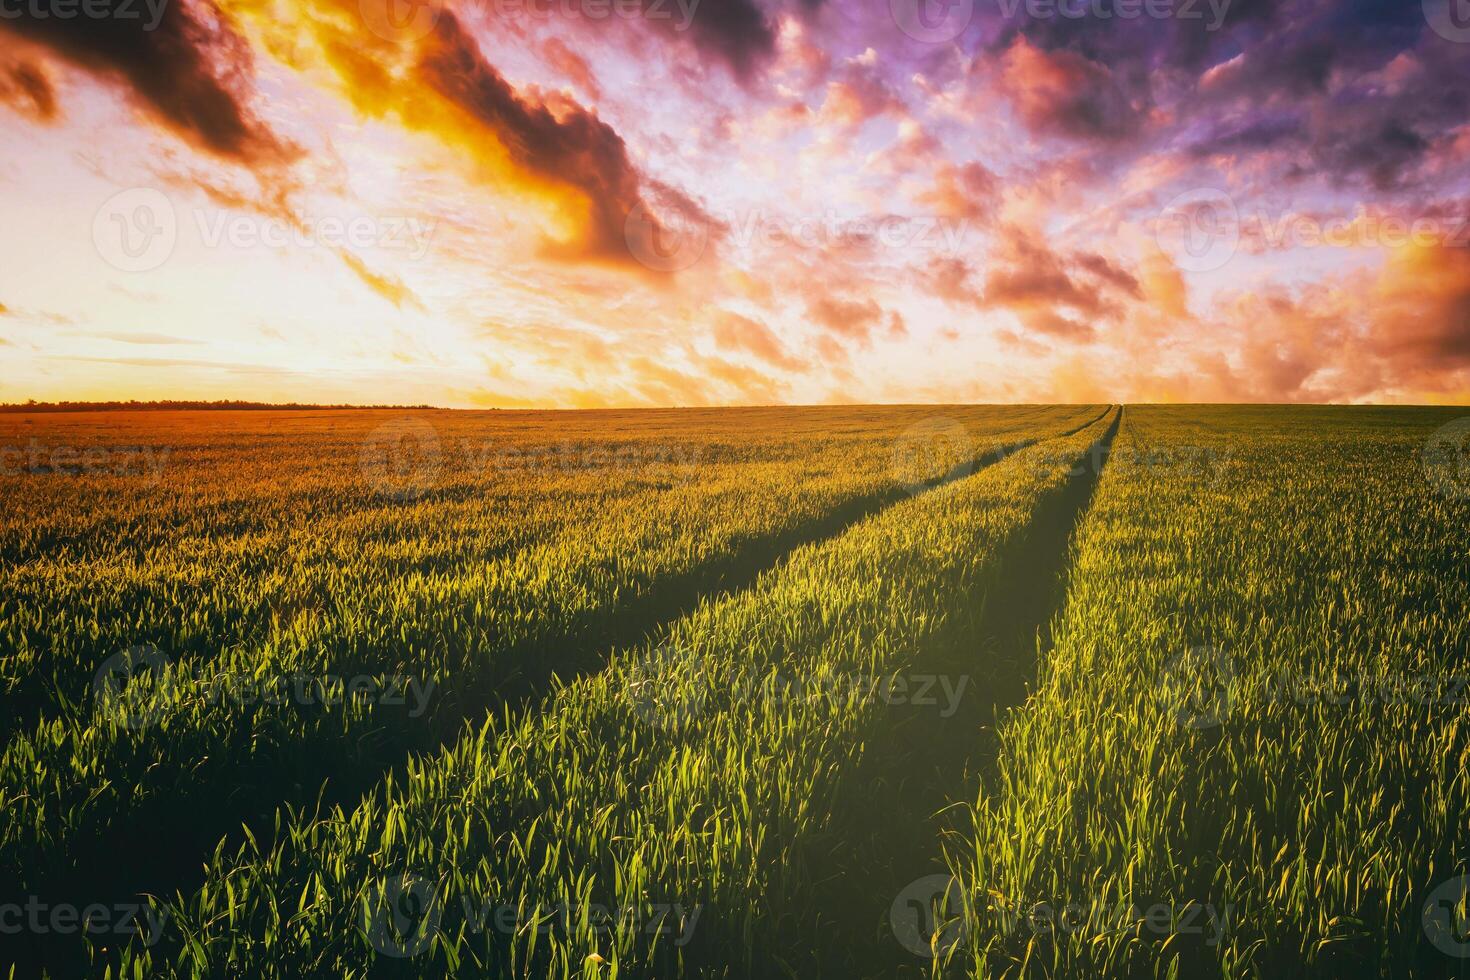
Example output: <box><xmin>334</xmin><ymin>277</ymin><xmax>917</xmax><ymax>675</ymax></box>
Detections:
<box><xmin>1</xmin><ymin>0</ymin><xmax>1469</xmax><ymax>405</ymax></box>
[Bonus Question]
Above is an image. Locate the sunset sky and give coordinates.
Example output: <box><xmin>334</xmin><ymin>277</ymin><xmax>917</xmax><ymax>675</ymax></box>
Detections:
<box><xmin>1</xmin><ymin>0</ymin><xmax>1469</xmax><ymax>406</ymax></box>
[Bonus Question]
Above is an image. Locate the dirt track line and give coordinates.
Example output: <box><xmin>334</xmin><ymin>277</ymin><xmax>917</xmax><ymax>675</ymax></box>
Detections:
<box><xmin>768</xmin><ymin>406</ymin><xmax>1123</xmax><ymax>980</ymax></box>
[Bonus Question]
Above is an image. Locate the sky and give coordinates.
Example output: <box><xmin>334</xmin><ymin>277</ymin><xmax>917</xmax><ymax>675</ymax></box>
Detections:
<box><xmin>1</xmin><ymin>0</ymin><xmax>1468</xmax><ymax>406</ymax></box>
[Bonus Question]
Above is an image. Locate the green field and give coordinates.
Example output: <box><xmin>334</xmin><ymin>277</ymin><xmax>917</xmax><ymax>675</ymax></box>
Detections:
<box><xmin>2</xmin><ymin>405</ymin><xmax>1467</xmax><ymax>978</ymax></box>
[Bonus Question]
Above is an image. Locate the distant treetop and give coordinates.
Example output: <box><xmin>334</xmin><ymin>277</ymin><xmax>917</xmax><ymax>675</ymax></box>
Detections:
<box><xmin>0</xmin><ymin>399</ymin><xmax>442</xmax><ymax>413</ymax></box>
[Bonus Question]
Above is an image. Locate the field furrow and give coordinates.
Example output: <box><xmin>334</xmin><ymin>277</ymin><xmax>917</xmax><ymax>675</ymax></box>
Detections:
<box><xmin>778</xmin><ymin>408</ymin><xmax>1122</xmax><ymax>979</ymax></box>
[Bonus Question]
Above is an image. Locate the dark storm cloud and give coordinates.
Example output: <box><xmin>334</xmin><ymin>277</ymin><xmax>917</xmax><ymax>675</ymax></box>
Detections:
<box><xmin>418</xmin><ymin>11</ymin><xmax>649</xmax><ymax>261</ymax></box>
<box><xmin>673</xmin><ymin>0</ymin><xmax>776</xmax><ymax>78</ymax></box>
<box><xmin>0</xmin><ymin>0</ymin><xmax>292</xmax><ymax>165</ymax></box>
<box><xmin>530</xmin><ymin>0</ymin><xmax>780</xmax><ymax>79</ymax></box>
<box><xmin>974</xmin><ymin>0</ymin><xmax>1470</xmax><ymax>190</ymax></box>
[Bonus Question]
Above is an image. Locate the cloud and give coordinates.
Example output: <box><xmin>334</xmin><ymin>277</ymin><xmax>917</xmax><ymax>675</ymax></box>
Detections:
<box><xmin>1072</xmin><ymin>251</ymin><xmax>1141</xmax><ymax>299</ymax></box>
<box><xmin>1</xmin><ymin>0</ymin><xmax>293</xmax><ymax>166</ymax></box>
<box><xmin>88</xmin><ymin>332</ymin><xmax>202</xmax><ymax>345</ymax></box>
<box><xmin>917</xmin><ymin>160</ymin><xmax>999</xmax><ymax>223</ymax></box>
<box><xmin>711</xmin><ymin>312</ymin><xmax>804</xmax><ymax>371</ymax></box>
<box><xmin>922</xmin><ymin>256</ymin><xmax>984</xmax><ymax>309</ymax></box>
<box><xmin>997</xmin><ymin>37</ymin><xmax>1142</xmax><ymax>143</ymax></box>
<box><xmin>1184</xmin><ymin>7</ymin><xmax>1470</xmax><ymax>190</ymax></box>
<box><xmin>500</xmin><ymin>0</ymin><xmax>779</xmax><ymax>81</ymax></box>
<box><xmin>817</xmin><ymin>54</ymin><xmax>903</xmax><ymax>131</ymax></box>
<box><xmin>806</xmin><ymin>295</ymin><xmax>885</xmax><ymax>343</ymax></box>
<box><xmin>980</xmin><ymin>227</ymin><xmax>1109</xmax><ymax>320</ymax></box>
<box><xmin>0</xmin><ymin>57</ymin><xmax>56</xmax><ymax>121</ymax></box>
<box><xmin>693</xmin><ymin>353</ymin><xmax>784</xmax><ymax>403</ymax></box>
<box><xmin>672</xmin><ymin>0</ymin><xmax>777</xmax><ymax>80</ymax></box>
<box><xmin>542</xmin><ymin>36</ymin><xmax>601</xmax><ymax>101</ymax></box>
<box><xmin>335</xmin><ymin>249</ymin><xmax>424</xmax><ymax>310</ymax></box>
<box><xmin>1089</xmin><ymin>240</ymin><xmax>1470</xmax><ymax>403</ymax></box>
<box><xmin>968</xmin><ymin>227</ymin><xmax>1155</xmax><ymax>345</ymax></box>
<box><xmin>1367</xmin><ymin>241</ymin><xmax>1470</xmax><ymax>370</ymax></box>
<box><xmin>54</xmin><ymin>355</ymin><xmax>292</xmax><ymax>374</ymax></box>
<box><xmin>417</xmin><ymin>14</ymin><xmax>653</xmax><ymax>263</ymax></box>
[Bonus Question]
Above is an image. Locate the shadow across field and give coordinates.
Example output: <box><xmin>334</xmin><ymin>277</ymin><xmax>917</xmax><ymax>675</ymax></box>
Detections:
<box><xmin>9</xmin><ymin>409</ymin><xmax>1111</xmax><ymax>977</ymax></box>
<box><xmin>734</xmin><ymin>408</ymin><xmax>1122</xmax><ymax>980</ymax></box>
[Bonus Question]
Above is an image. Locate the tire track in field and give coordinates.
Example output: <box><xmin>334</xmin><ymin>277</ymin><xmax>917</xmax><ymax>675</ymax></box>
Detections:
<box><xmin>443</xmin><ymin>404</ymin><xmax>1114</xmax><ymax>737</ymax></box>
<box><xmin>11</xmin><ymin>409</ymin><xmax>1109</xmax><ymax>979</ymax></box>
<box><xmin>767</xmin><ymin>406</ymin><xmax>1123</xmax><ymax>980</ymax></box>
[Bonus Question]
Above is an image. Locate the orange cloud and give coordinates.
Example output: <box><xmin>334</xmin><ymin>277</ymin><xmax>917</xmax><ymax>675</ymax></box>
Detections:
<box><xmin>0</xmin><ymin>56</ymin><xmax>56</xmax><ymax>121</ymax></box>
<box><xmin>542</xmin><ymin>36</ymin><xmax>601</xmax><ymax>101</ymax></box>
<box><xmin>998</xmin><ymin>37</ymin><xmax>1142</xmax><ymax>143</ymax></box>
<box><xmin>806</xmin><ymin>295</ymin><xmax>885</xmax><ymax>344</ymax></box>
<box><xmin>712</xmin><ymin>312</ymin><xmax>804</xmax><ymax>372</ymax></box>
<box><xmin>917</xmin><ymin>160</ymin><xmax>999</xmax><ymax>223</ymax></box>
<box><xmin>336</xmin><ymin>250</ymin><xmax>423</xmax><ymax>310</ymax></box>
<box><xmin>219</xmin><ymin>0</ymin><xmax>660</xmax><ymax>266</ymax></box>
